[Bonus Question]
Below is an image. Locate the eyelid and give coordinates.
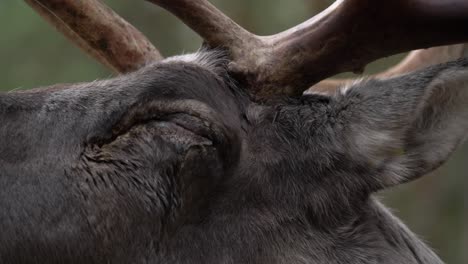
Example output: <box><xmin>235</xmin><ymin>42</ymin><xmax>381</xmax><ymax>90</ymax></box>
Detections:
<box><xmin>113</xmin><ymin>99</ymin><xmax>225</xmax><ymax>141</ymax></box>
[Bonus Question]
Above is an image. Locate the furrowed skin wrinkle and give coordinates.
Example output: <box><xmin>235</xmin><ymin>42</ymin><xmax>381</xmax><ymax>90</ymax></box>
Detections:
<box><xmin>1</xmin><ymin>50</ymin><xmax>468</xmax><ymax>263</ymax></box>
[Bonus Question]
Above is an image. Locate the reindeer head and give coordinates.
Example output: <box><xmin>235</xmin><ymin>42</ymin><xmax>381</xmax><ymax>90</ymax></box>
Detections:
<box><xmin>2</xmin><ymin>0</ymin><xmax>468</xmax><ymax>263</ymax></box>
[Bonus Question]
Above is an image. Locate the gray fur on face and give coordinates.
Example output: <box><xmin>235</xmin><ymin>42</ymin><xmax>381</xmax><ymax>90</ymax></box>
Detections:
<box><xmin>1</xmin><ymin>50</ymin><xmax>467</xmax><ymax>263</ymax></box>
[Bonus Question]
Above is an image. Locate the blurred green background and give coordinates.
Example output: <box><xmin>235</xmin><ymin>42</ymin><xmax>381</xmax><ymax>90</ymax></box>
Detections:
<box><xmin>0</xmin><ymin>1</ymin><xmax>466</xmax><ymax>262</ymax></box>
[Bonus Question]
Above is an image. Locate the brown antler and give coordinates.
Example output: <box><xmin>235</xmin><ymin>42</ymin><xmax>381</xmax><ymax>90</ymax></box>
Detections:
<box><xmin>147</xmin><ymin>0</ymin><xmax>468</xmax><ymax>97</ymax></box>
<box><xmin>25</xmin><ymin>0</ymin><xmax>162</xmax><ymax>73</ymax></box>
<box><xmin>26</xmin><ymin>0</ymin><xmax>468</xmax><ymax>98</ymax></box>
<box><xmin>308</xmin><ymin>44</ymin><xmax>468</xmax><ymax>94</ymax></box>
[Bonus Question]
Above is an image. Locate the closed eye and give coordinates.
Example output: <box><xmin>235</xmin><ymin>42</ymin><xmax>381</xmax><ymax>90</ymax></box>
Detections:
<box><xmin>110</xmin><ymin>99</ymin><xmax>228</xmax><ymax>147</ymax></box>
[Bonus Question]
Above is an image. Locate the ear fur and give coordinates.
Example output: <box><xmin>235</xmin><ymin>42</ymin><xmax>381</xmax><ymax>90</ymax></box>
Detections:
<box><xmin>334</xmin><ymin>58</ymin><xmax>468</xmax><ymax>188</ymax></box>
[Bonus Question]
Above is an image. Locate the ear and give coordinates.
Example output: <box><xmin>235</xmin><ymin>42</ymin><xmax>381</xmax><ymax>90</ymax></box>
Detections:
<box><xmin>335</xmin><ymin>58</ymin><xmax>468</xmax><ymax>189</ymax></box>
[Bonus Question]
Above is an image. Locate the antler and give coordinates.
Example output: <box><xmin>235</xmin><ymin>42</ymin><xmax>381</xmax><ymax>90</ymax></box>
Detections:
<box><xmin>147</xmin><ymin>0</ymin><xmax>468</xmax><ymax>97</ymax></box>
<box><xmin>26</xmin><ymin>0</ymin><xmax>468</xmax><ymax>98</ymax></box>
<box><xmin>308</xmin><ymin>44</ymin><xmax>468</xmax><ymax>94</ymax></box>
<box><xmin>25</xmin><ymin>0</ymin><xmax>162</xmax><ymax>73</ymax></box>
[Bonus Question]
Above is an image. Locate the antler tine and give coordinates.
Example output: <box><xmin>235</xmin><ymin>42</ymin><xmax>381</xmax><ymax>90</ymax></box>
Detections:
<box><xmin>146</xmin><ymin>0</ymin><xmax>268</xmax><ymax>85</ymax></box>
<box><xmin>25</xmin><ymin>0</ymin><xmax>163</xmax><ymax>74</ymax></box>
<box><xmin>379</xmin><ymin>44</ymin><xmax>468</xmax><ymax>78</ymax></box>
<box><xmin>308</xmin><ymin>44</ymin><xmax>468</xmax><ymax>94</ymax></box>
<box><xmin>146</xmin><ymin>0</ymin><xmax>258</xmax><ymax>53</ymax></box>
<box><xmin>148</xmin><ymin>0</ymin><xmax>468</xmax><ymax>98</ymax></box>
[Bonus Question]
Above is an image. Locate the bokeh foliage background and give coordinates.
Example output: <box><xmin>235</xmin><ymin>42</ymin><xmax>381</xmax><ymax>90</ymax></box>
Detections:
<box><xmin>0</xmin><ymin>0</ymin><xmax>466</xmax><ymax>262</ymax></box>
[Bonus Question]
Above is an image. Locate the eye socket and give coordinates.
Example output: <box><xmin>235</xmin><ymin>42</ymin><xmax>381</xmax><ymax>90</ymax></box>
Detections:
<box><xmin>84</xmin><ymin>99</ymin><xmax>238</xmax><ymax>170</ymax></box>
<box><xmin>82</xmin><ymin>116</ymin><xmax>220</xmax><ymax>167</ymax></box>
<box><xmin>110</xmin><ymin>99</ymin><xmax>228</xmax><ymax>146</ymax></box>
<box><xmin>107</xmin><ymin>112</ymin><xmax>223</xmax><ymax>151</ymax></box>
<box><xmin>163</xmin><ymin>113</ymin><xmax>224</xmax><ymax>145</ymax></box>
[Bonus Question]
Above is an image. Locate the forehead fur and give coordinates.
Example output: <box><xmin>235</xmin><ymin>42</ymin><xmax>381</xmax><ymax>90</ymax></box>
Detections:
<box><xmin>164</xmin><ymin>48</ymin><xmax>230</xmax><ymax>77</ymax></box>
